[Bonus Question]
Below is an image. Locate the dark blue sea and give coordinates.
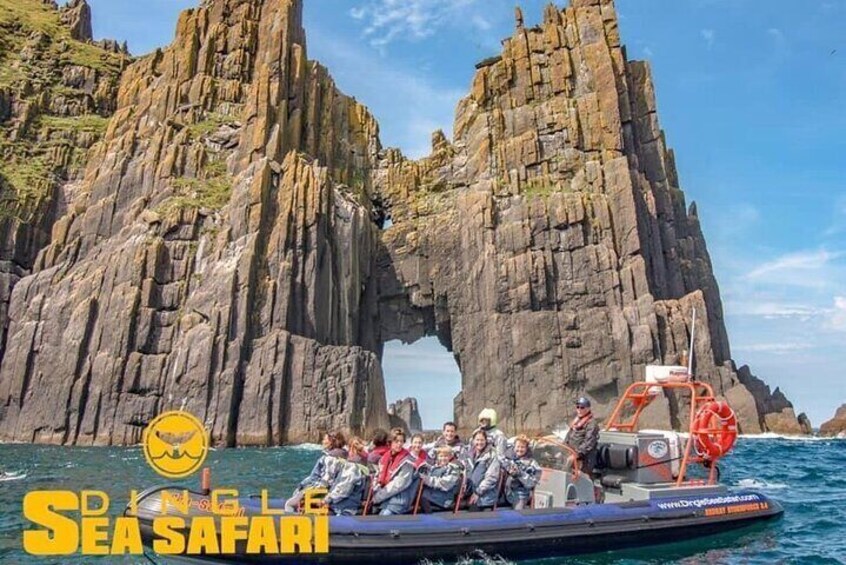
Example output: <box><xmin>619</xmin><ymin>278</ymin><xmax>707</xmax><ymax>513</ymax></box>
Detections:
<box><xmin>0</xmin><ymin>436</ymin><xmax>843</xmax><ymax>564</ymax></box>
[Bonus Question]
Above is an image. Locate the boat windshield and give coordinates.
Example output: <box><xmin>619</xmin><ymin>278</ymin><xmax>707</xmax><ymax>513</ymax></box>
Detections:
<box><xmin>532</xmin><ymin>443</ymin><xmax>570</xmax><ymax>472</ymax></box>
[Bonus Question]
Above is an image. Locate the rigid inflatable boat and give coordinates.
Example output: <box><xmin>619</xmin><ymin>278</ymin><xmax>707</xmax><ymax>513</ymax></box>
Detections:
<box><xmin>128</xmin><ymin>370</ymin><xmax>784</xmax><ymax>563</ymax></box>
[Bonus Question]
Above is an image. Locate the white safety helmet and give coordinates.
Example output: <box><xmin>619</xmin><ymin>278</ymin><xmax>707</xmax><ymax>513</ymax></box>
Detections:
<box><xmin>478</xmin><ymin>408</ymin><xmax>498</xmax><ymax>427</ymax></box>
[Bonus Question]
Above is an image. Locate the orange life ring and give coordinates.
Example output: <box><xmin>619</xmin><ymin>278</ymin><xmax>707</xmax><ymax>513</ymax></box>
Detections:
<box><xmin>692</xmin><ymin>400</ymin><xmax>738</xmax><ymax>459</ymax></box>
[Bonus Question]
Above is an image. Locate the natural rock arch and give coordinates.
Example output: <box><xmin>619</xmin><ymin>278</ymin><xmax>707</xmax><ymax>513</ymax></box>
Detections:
<box><xmin>0</xmin><ymin>0</ymin><xmax>808</xmax><ymax>446</ymax></box>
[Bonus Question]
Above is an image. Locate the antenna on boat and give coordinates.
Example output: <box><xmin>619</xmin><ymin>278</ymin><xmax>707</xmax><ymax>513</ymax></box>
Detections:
<box><xmin>687</xmin><ymin>308</ymin><xmax>697</xmax><ymax>376</ymax></box>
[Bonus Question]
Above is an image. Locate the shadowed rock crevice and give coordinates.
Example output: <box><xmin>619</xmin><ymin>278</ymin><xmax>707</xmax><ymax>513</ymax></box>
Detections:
<box><xmin>0</xmin><ymin>0</ymin><xmax>805</xmax><ymax>445</ymax></box>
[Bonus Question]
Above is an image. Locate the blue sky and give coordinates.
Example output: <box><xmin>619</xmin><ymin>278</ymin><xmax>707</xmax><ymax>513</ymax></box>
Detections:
<box><xmin>76</xmin><ymin>0</ymin><xmax>845</xmax><ymax>429</ymax></box>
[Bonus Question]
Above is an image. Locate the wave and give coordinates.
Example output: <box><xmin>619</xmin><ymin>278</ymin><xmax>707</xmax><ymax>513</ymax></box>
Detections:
<box><xmin>286</xmin><ymin>443</ymin><xmax>322</xmax><ymax>451</ymax></box>
<box><xmin>735</xmin><ymin>478</ymin><xmax>788</xmax><ymax>490</ymax></box>
<box><xmin>558</xmin><ymin>428</ymin><xmax>844</xmax><ymax>444</ymax></box>
<box><xmin>0</xmin><ymin>472</ymin><xmax>26</xmax><ymax>482</ymax></box>
<box><xmin>738</xmin><ymin>433</ymin><xmax>841</xmax><ymax>442</ymax></box>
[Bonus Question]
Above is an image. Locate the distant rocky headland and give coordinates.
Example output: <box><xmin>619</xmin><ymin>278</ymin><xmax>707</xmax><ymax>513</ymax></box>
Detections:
<box><xmin>0</xmin><ymin>0</ymin><xmax>810</xmax><ymax>446</ymax></box>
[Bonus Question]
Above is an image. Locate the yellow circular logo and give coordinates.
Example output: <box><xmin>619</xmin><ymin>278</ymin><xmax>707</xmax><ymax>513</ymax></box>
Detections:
<box><xmin>142</xmin><ymin>411</ymin><xmax>209</xmax><ymax>479</ymax></box>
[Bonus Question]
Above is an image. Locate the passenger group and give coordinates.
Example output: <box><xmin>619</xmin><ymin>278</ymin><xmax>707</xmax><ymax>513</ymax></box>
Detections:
<box><xmin>285</xmin><ymin>397</ymin><xmax>599</xmax><ymax>517</ymax></box>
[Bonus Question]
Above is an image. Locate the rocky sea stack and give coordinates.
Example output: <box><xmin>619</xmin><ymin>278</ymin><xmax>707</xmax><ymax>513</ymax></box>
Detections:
<box><xmin>388</xmin><ymin>398</ymin><xmax>423</xmax><ymax>433</ymax></box>
<box><xmin>0</xmin><ymin>0</ymin><xmax>806</xmax><ymax>445</ymax></box>
<box><xmin>820</xmin><ymin>405</ymin><xmax>846</xmax><ymax>437</ymax></box>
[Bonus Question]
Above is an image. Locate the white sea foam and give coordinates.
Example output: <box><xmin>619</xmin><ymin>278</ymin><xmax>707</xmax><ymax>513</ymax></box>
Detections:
<box><xmin>287</xmin><ymin>443</ymin><xmax>322</xmax><ymax>451</ymax></box>
<box><xmin>0</xmin><ymin>472</ymin><xmax>26</xmax><ymax>482</ymax></box>
<box><xmin>556</xmin><ymin>429</ymin><xmax>841</xmax><ymax>442</ymax></box>
<box><xmin>738</xmin><ymin>432</ymin><xmax>839</xmax><ymax>442</ymax></box>
<box><xmin>735</xmin><ymin>478</ymin><xmax>788</xmax><ymax>490</ymax></box>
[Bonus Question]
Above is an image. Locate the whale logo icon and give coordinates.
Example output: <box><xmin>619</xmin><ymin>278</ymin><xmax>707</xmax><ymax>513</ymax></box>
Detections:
<box><xmin>143</xmin><ymin>411</ymin><xmax>209</xmax><ymax>478</ymax></box>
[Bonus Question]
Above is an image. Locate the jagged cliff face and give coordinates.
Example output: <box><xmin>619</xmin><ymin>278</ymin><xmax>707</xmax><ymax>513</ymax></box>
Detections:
<box><xmin>0</xmin><ymin>0</ymin><xmax>126</xmax><ymax>363</ymax></box>
<box><xmin>0</xmin><ymin>0</ymin><xmax>387</xmax><ymax>445</ymax></box>
<box><xmin>372</xmin><ymin>0</ymin><xmax>805</xmax><ymax>435</ymax></box>
<box><xmin>0</xmin><ymin>0</ymin><xmax>804</xmax><ymax>445</ymax></box>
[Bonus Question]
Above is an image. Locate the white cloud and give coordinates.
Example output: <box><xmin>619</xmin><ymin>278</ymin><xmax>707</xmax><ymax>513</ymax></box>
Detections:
<box><xmin>471</xmin><ymin>15</ymin><xmax>492</xmax><ymax>31</ymax></box>
<box><xmin>643</xmin><ymin>46</ymin><xmax>654</xmax><ymax>57</ymax></box>
<box><xmin>722</xmin><ymin>247</ymin><xmax>846</xmax><ymax>342</ymax></box>
<box><xmin>307</xmin><ymin>28</ymin><xmax>465</xmax><ymax>157</ymax></box>
<box><xmin>701</xmin><ymin>28</ymin><xmax>715</xmax><ymax>50</ymax></box>
<box><xmin>743</xmin><ymin>249</ymin><xmax>845</xmax><ymax>288</ymax></box>
<box><xmin>733</xmin><ymin>342</ymin><xmax>814</xmax><ymax>354</ymax></box>
<box><xmin>829</xmin><ymin>296</ymin><xmax>846</xmax><ymax>331</ymax></box>
<box><xmin>349</xmin><ymin>0</ymin><xmax>481</xmax><ymax>49</ymax></box>
<box><xmin>725</xmin><ymin>301</ymin><xmax>823</xmax><ymax>320</ymax></box>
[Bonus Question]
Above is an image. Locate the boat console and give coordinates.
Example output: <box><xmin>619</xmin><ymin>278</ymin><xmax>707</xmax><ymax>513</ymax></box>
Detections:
<box><xmin>531</xmin><ymin>441</ymin><xmax>595</xmax><ymax>507</ymax></box>
<box><xmin>596</xmin><ymin>430</ymin><xmax>678</xmax><ymax>486</ymax></box>
<box><xmin>594</xmin><ymin>430</ymin><xmax>727</xmax><ymax>502</ymax></box>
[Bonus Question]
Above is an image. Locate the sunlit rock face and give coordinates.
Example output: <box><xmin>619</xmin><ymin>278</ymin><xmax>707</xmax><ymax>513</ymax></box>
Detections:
<box><xmin>0</xmin><ymin>0</ymin><xmax>803</xmax><ymax>445</ymax></box>
<box><xmin>820</xmin><ymin>405</ymin><xmax>846</xmax><ymax>437</ymax></box>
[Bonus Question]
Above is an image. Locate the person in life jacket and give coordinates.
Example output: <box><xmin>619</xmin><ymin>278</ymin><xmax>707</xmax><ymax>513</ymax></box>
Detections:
<box><xmin>418</xmin><ymin>446</ymin><xmax>463</xmax><ymax>513</ymax></box>
<box><xmin>503</xmin><ymin>435</ymin><xmax>541</xmax><ymax>509</ymax></box>
<box><xmin>319</xmin><ymin>454</ymin><xmax>369</xmax><ymax>516</ymax></box>
<box><xmin>346</xmin><ymin>436</ymin><xmax>369</xmax><ymax>464</ymax></box>
<box><xmin>408</xmin><ymin>433</ymin><xmax>429</xmax><ymax>468</ymax></box>
<box><xmin>372</xmin><ymin>429</ymin><xmax>417</xmax><ymax>515</ymax></box>
<box><xmin>475</xmin><ymin>408</ymin><xmax>507</xmax><ymax>457</ymax></box>
<box><xmin>284</xmin><ymin>430</ymin><xmax>347</xmax><ymax>513</ymax></box>
<box><xmin>425</xmin><ymin>421</ymin><xmax>464</xmax><ymax>461</ymax></box>
<box><xmin>366</xmin><ymin>428</ymin><xmax>390</xmax><ymax>466</ymax></box>
<box><xmin>564</xmin><ymin>397</ymin><xmax>599</xmax><ymax>475</ymax></box>
<box><xmin>464</xmin><ymin>429</ymin><xmax>502</xmax><ymax>510</ymax></box>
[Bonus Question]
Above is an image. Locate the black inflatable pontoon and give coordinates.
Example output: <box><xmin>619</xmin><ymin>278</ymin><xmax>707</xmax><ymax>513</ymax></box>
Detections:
<box><xmin>129</xmin><ymin>484</ymin><xmax>782</xmax><ymax>564</ymax></box>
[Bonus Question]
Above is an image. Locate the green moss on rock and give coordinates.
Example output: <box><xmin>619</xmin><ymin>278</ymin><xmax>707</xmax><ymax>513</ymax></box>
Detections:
<box><xmin>39</xmin><ymin>113</ymin><xmax>109</xmax><ymax>134</ymax></box>
<box><xmin>157</xmin><ymin>163</ymin><xmax>234</xmax><ymax>216</ymax></box>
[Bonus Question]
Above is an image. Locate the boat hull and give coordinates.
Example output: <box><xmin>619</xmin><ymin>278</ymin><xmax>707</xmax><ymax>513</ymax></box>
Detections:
<box><xmin>130</xmin><ymin>489</ymin><xmax>783</xmax><ymax>564</ymax></box>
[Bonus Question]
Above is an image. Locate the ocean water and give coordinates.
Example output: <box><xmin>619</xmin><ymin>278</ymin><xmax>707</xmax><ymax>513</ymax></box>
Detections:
<box><xmin>0</xmin><ymin>437</ymin><xmax>843</xmax><ymax>564</ymax></box>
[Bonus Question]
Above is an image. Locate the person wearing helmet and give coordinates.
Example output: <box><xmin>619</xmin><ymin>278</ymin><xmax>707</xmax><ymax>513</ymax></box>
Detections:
<box><xmin>475</xmin><ymin>408</ymin><xmax>507</xmax><ymax>457</ymax></box>
<box><xmin>564</xmin><ymin>397</ymin><xmax>599</xmax><ymax>475</ymax></box>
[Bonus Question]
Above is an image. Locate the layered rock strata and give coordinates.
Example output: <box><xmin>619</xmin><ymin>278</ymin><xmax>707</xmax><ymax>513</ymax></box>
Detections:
<box><xmin>371</xmin><ymin>0</ymin><xmax>804</xmax><ymax>435</ymax></box>
<box><xmin>0</xmin><ymin>0</ymin><xmax>126</xmax><ymax>361</ymax></box>
<box><xmin>0</xmin><ymin>0</ymin><xmax>804</xmax><ymax>445</ymax></box>
<box><xmin>0</xmin><ymin>0</ymin><xmax>387</xmax><ymax>445</ymax></box>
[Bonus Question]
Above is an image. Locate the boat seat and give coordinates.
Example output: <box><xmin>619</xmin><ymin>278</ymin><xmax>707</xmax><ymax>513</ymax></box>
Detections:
<box><xmin>411</xmin><ymin>478</ymin><xmax>425</xmax><ymax>515</ymax></box>
<box><xmin>452</xmin><ymin>470</ymin><xmax>468</xmax><ymax>514</ymax></box>
<box><xmin>600</xmin><ymin>474</ymin><xmax>630</xmax><ymax>490</ymax></box>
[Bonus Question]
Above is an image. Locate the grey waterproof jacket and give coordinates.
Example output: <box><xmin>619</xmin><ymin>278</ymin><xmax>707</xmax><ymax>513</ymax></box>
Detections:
<box><xmin>464</xmin><ymin>446</ymin><xmax>501</xmax><ymax>507</ymax></box>
<box><xmin>473</xmin><ymin>426</ymin><xmax>507</xmax><ymax>457</ymax></box>
<box><xmin>503</xmin><ymin>452</ymin><xmax>541</xmax><ymax>504</ymax></box>
<box><xmin>372</xmin><ymin>453</ymin><xmax>417</xmax><ymax>513</ymax></box>
<box><xmin>421</xmin><ymin>462</ymin><xmax>463</xmax><ymax>508</ymax></box>
<box><xmin>321</xmin><ymin>457</ymin><xmax>367</xmax><ymax>516</ymax></box>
